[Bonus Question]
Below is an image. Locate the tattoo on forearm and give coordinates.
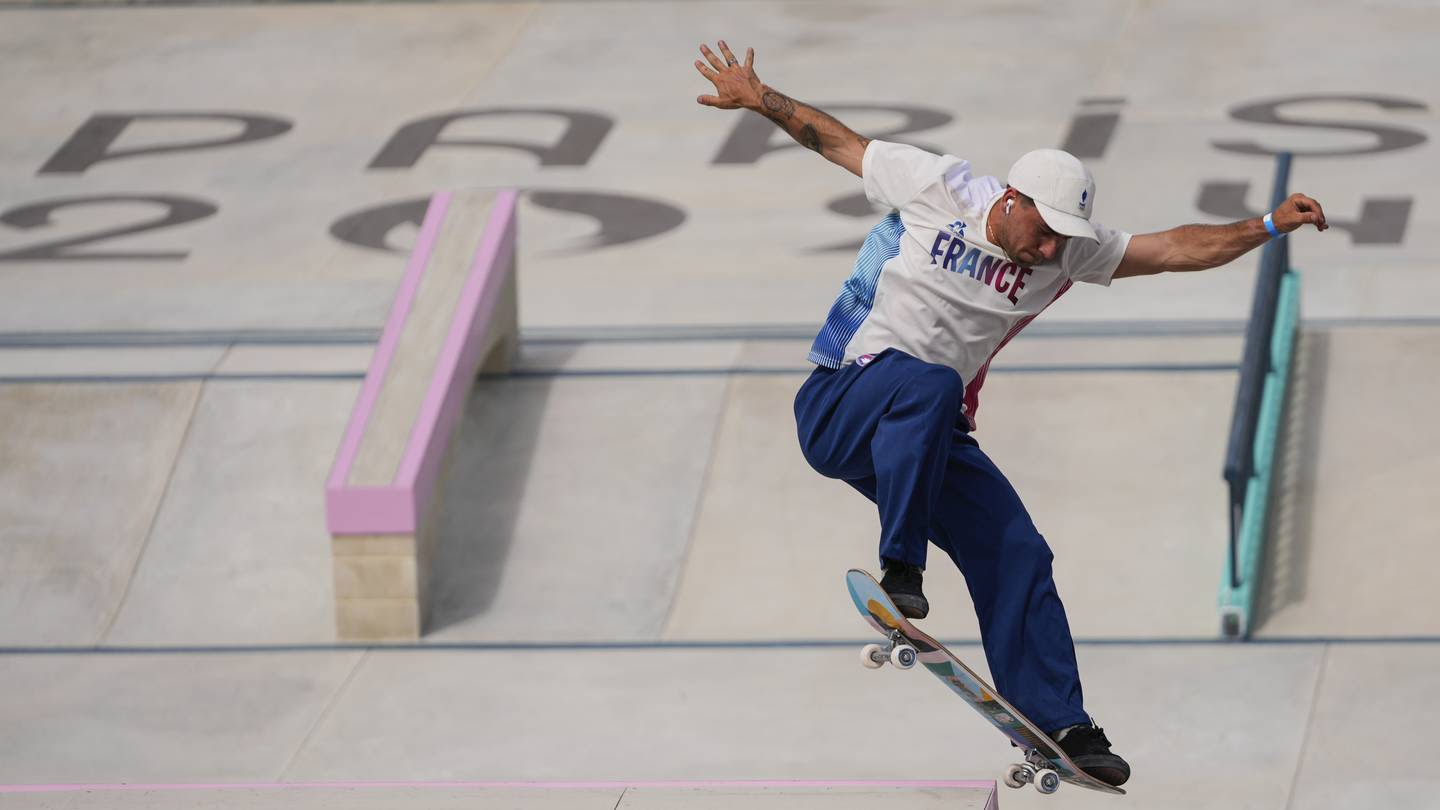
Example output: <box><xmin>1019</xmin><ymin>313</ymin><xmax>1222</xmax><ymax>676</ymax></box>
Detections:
<box><xmin>761</xmin><ymin>91</ymin><xmax>796</xmax><ymax>120</ymax></box>
<box><xmin>798</xmin><ymin>124</ymin><xmax>822</xmax><ymax>153</ymax></box>
<box><xmin>757</xmin><ymin>88</ymin><xmax>864</xmax><ymax>164</ymax></box>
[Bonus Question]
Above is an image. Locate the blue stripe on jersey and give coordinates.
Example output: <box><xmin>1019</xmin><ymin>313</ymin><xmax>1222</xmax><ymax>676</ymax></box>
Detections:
<box><xmin>807</xmin><ymin>212</ymin><xmax>905</xmax><ymax>368</ymax></box>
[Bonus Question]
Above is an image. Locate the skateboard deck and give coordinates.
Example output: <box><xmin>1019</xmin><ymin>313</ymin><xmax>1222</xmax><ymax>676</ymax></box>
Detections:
<box><xmin>846</xmin><ymin>568</ymin><xmax>1124</xmax><ymax>796</ymax></box>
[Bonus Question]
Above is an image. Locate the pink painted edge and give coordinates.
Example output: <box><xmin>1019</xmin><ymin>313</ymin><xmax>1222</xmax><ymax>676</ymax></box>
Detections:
<box><xmin>325</xmin><ymin>192</ymin><xmax>451</xmax><ymax>491</ymax></box>
<box><xmin>323</xmin><ymin>486</ymin><xmax>414</xmax><ymax>536</ymax></box>
<box><xmin>396</xmin><ymin>189</ymin><xmax>518</xmax><ymax>500</ymax></box>
<box><xmin>325</xmin><ymin>193</ymin><xmax>452</xmax><ymax>534</ymax></box>
<box><xmin>0</xmin><ymin>780</ymin><xmax>999</xmax><ymax>794</ymax></box>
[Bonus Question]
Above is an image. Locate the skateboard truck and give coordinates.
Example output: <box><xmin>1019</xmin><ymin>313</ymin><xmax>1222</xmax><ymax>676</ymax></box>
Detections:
<box><xmin>859</xmin><ymin>629</ymin><xmax>918</xmax><ymax>670</ymax></box>
<box><xmin>1003</xmin><ymin>749</ymin><xmax>1062</xmax><ymax>795</ymax></box>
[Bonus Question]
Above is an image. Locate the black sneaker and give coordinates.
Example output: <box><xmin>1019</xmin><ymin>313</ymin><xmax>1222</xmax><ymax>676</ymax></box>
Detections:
<box><xmin>879</xmin><ymin>559</ymin><xmax>929</xmax><ymax>619</ymax></box>
<box><xmin>1052</xmin><ymin>721</ymin><xmax>1130</xmax><ymax>787</ymax></box>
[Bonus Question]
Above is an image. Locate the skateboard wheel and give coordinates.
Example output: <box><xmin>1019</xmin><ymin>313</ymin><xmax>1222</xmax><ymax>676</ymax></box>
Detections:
<box><xmin>1003</xmin><ymin>764</ymin><xmax>1029</xmax><ymax>789</ymax></box>
<box><xmin>890</xmin><ymin>644</ymin><xmax>917</xmax><ymax>669</ymax></box>
<box><xmin>860</xmin><ymin>643</ymin><xmax>886</xmax><ymax>669</ymax></box>
<box><xmin>1035</xmin><ymin>771</ymin><xmax>1061</xmax><ymax>795</ymax></box>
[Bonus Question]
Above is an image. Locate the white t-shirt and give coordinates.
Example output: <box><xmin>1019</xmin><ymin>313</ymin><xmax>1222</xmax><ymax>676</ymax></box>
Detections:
<box><xmin>807</xmin><ymin>140</ymin><xmax>1132</xmax><ymax>429</ymax></box>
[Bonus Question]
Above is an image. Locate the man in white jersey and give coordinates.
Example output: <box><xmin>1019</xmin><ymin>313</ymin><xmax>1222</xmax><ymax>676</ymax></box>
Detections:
<box><xmin>693</xmin><ymin>41</ymin><xmax>1328</xmax><ymax>787</ymax></box>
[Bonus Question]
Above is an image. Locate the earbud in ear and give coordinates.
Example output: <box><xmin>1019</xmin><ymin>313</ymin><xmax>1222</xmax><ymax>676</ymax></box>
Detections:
<box><xmin>1005</xmin><ymin>200</ymin><xmax>1014</xmax><ymax>214</ymax></box>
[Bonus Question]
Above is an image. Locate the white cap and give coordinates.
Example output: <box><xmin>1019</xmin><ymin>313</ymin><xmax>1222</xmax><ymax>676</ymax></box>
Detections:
<box><xmin>1006</xmin><ymin>149</ymin><xmax>1098</xmax><ymax>242</ymax></box>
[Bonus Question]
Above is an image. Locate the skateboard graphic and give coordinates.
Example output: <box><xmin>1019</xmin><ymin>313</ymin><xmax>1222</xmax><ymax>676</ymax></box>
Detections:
<box><xmin>845</xmin><ymin>569</ymin><xmax>1125</xmax><ymax>797</ymax></box>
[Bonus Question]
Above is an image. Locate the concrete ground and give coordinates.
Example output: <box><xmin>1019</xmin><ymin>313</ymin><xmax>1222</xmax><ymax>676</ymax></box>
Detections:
<box><xmin>3</xmin><ymin>1</ymin><xmax>1440</xmax><ymax>808</ymax></box>
<box><xmin>0</xmin><ymin>783</ymin><xmax>1003</xmax><ymax>810</ymax></box>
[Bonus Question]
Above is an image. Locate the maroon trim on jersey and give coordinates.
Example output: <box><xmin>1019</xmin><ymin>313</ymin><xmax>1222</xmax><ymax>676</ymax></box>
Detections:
<box><xmin>961</xmin><ymin>279</ymin><xmax>1075</xmax><ymax>430</ymax></box>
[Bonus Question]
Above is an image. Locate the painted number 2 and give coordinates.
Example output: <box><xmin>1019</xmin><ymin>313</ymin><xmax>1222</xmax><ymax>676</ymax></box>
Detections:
<box><xmin>0</xmin><ymin>195</ymin><xmax>217</xmax><ymax>261</ymax></box>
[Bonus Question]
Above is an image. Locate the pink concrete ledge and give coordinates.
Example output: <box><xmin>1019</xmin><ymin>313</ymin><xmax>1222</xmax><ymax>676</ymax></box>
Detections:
<box><xmin>325</xmin><ymin>189</ymin><xmax>518</xmax><ymax>535</ymax></box>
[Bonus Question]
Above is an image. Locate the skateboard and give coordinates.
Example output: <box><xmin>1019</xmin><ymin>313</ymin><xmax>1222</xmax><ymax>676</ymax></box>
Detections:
<box><xmin>845</xmin><ymin>568</ymin><xmax>1125</xmax><ymax>797</ymax></box>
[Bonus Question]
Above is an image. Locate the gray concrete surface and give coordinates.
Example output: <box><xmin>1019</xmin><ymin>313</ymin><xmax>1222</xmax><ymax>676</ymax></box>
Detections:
<box><xmin>0</xmin><ymin>642</ymin><xmax>1377</xmax><ymax>810</ymax></box>
<box><xmin>0</xmin><ymin>650</ymin><xmax>364</xmax><ymax>783</ymax></box>
<box><xmin>1288</xmin><ymin>644</ymin><xmax>1440</xmax><ymax>810</ymax></box>
<box><xmin>3</xmin><ymin>1</ymin><xmax>1440</xmax><ymax>809</ymax></box>
<box><xmin>1255</xmin><ymin>326</ymin><xmax>1440</xmax><ymax>638</ymax></box>
<box><xmin>425</xmin><ymin>373</ymin><xmax>729</xmax><ymax>640</ymax></box>
<box><xmin>0</xmin><ymin>784</ymin><xmax>999</xmax><ymax>810</ymax></box>
<box><xmin>102</xmin><ymin>382</ymin><xmax>356</xmax><ymax>645</ymax></box>
<box><xmin>0</xmin><ymin>384</ymin><xmax>201</xmax><ymax>645</ymax></box>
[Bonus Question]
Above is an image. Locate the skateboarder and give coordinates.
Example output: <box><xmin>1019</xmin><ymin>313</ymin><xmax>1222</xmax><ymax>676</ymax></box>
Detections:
<box><xmin>693</xmin><ymin>41</ymin><xmax>1328</xmax><ymax>787</ymax></box>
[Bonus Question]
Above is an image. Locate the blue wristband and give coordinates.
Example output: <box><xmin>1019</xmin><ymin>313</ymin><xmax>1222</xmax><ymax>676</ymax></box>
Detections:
<box><xmin>1263</xmin><ymin>212</ymin><xmax>1283</xmax><ymax>239</ymax></box>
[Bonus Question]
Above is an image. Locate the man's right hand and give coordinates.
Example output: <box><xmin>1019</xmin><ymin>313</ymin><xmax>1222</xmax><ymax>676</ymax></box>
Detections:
<box><xmin>694</xmin><ymin>40</ymin><xmax>762</xmax><ymax>110</ymax></box>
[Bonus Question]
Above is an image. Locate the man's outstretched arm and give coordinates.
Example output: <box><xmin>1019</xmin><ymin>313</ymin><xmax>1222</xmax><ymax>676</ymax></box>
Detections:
<box><xmin>1113</xmin><ymin>193</ymin><xmax>1329</xmax><ymax>279</ymax></box>
<box><xmin>694</xmin><ymin>40</ymin><xmax>869</xmax><ymax>177</ymax></box>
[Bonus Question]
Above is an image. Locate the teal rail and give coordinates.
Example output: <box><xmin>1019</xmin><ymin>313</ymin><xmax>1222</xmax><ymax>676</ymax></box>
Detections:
<box><xmin>1220</xmin><ymin>269</ymin><xmax>1300</xmax><ymax>638</ymax></box>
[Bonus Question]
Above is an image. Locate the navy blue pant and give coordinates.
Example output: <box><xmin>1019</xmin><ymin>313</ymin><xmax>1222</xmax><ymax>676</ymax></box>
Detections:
<box><xmin>794</xmin><ymin>348</ymin><xmax>1089</xmax><ymax>733</ymax></box>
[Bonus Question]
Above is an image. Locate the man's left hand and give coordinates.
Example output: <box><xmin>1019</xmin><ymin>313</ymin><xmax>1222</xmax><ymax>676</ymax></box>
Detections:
<box><xmin>1274</xmin><ymin>192</ymin><xmax>1329</xmax><ymax>233</ymax></box>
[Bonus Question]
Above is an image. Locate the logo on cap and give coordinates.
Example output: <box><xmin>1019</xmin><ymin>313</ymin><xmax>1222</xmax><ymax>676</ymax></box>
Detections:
<box><xmin>1079</xmin><ymin>189</ymin><xmax>1088</xmax><ymax>211</ymax></box>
